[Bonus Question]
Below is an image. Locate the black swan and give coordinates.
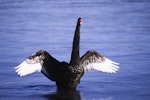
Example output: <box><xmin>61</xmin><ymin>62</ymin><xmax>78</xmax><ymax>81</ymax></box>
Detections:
<box><xmin>15</xmin><ymin>18</ymin><xmax>119</xmax><ymax>91</ymax></box>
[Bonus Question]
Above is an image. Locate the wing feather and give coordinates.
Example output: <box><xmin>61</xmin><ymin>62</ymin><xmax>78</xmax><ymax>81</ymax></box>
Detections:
<box><xmin>14</xmin><ymin>50</ymin><xmax>60</xmax><ymax>81</ymax></box>
<box><xmin>80</xmin><ymin>50</ymin><xmax>120</xmax><ymax>73</ymax></box>
<box><xmin>14</xmin><ymin>61</ymin><xmax>42</xmax><ymax>76</ymax></box>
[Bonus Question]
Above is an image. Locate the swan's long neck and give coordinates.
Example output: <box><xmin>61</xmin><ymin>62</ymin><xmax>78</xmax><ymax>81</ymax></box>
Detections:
<box><xmin>70</xmin><ymin>19</ymin><xmax>81</xmax><ymax>66</ymax></box>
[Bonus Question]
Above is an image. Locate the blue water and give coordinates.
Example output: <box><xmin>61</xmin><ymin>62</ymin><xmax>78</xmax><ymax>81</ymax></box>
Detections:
<box><xmin>0</xmin><ymin>0</ymin><xmax>150</xmax><ymax>100</ymax></box>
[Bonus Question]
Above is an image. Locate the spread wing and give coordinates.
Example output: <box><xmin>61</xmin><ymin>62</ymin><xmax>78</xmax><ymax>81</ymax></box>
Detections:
<box><xmin>14</xmin><ymin>50</ymin><xmax>60</xmax><ymax>81</ymax></box>
<box><xmin>80</xmin><ymin>50</ymin><xmax>119</xmax><ymax>73</ymax></box>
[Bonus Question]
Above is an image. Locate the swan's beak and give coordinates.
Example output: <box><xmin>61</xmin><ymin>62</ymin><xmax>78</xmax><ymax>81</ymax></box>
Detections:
<box><xmin>79</xmin><ymin>19</ymin><xmax>82</xmax><ymax>24</ymax></box>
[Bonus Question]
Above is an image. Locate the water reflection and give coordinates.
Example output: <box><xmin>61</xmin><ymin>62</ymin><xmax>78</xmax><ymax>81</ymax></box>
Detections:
<box><xmin>45</xmin><ymin>90</ymin><xmax>81</xmax><ymax>100</ymax></box>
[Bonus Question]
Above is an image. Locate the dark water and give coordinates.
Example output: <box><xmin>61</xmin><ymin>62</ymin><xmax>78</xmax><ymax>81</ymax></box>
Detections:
<box><xmin>0</xmin><ymin>0</ymin><xmax>150</xmax><ymax>100</ymax></box>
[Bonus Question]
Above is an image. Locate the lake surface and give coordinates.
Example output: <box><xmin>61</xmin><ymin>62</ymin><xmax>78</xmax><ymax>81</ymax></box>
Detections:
<box><xmin>0</xmin><ymin>0</ymin><xmax>150</xmax><ymax>100</ymax></box>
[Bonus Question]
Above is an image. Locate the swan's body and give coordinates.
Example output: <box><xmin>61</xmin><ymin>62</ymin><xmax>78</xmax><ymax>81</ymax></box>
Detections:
<box><xmin>15</xmin><ymin>18</ymin><xmax>119</xmax><ymax>91</ymax></box>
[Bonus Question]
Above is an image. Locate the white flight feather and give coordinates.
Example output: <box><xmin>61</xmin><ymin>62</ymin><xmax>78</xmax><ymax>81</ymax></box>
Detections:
<box><xmin>14</xmin><ymin>61</ymin><xmax>42</xmax><ymax>77</ymax></box>
<box><xmin>84</xmin><ymin>58</ymin><xmax>119</xmax><ymax>73</ymax></box>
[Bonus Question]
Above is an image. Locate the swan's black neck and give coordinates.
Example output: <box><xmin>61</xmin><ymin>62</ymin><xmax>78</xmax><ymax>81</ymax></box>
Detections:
<box><xmin>70</xmin><ymin>18</ymin><xmax>82</xmax><ymax>66</ymax></box>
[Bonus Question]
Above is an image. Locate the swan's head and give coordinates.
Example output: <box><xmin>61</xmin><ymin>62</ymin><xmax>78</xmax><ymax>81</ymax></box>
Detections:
<box><xmin>78</xmin><ymin>18</ymin><xmax>82</xmax><ymax>25</ymax></box>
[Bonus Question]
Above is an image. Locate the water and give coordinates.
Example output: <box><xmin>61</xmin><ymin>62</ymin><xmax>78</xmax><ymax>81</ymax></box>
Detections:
<box><xmin>0</xmin><ymin>0</ymin><xmax>150</xmax><ymax>100</ymax></box>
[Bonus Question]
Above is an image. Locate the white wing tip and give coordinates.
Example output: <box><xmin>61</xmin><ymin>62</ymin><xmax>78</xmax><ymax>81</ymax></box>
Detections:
<box><xmin>14</xmin><ymin>61</ymin><xmax>42</xmax><ymax>77</ymax></box>
<box><xmin>105</xmin><ymin>58</ymin><xmax>120</xmax><ymax>73</ymax></box>
<box><xmin>84</xmin><ymin>57</ymin><xmax>120</xmax><ymax>73</ymax></box>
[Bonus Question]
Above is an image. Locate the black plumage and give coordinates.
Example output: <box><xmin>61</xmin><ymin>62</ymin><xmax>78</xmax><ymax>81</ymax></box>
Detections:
<box><xmin>15</xmin><ymin>18</ymin><xmax>119</xmax><ymax>92</ymax></box>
